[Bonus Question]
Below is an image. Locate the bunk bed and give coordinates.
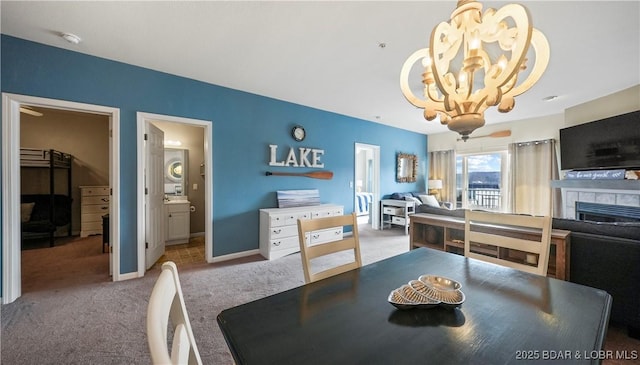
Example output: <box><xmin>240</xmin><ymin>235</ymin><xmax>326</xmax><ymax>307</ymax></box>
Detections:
<box><xmin>20</xmin><ymin>148</ymin><xmax>73</xmax><ymax>247</ymax></box>
<box><xmin>355</xmin><ymin>192</ymin><xmax>374</xmax><ymax>217</ymax></box>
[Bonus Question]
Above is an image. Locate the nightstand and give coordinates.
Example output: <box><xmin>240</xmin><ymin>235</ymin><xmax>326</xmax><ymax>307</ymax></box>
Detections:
<box><xmin>380</xmin><ymin>199</ymin><xmax>415</xmax><ymax>235</ymax></box>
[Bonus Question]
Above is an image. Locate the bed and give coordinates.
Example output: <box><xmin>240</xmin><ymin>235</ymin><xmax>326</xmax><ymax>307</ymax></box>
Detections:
<box><xmin>20</xmin><ymin>148</ymin><xmax>73</xmax><ymax>247</ymax></box>
<box><xmin>355</xmin><ymin>192</ymin><xmax>374</xmax><ymax>216</ymax></box>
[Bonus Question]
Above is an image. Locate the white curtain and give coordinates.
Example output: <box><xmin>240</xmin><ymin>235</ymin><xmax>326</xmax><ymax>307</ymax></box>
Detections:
<box><xmin>507</xmin><ymin>139</ymin><xmax>559</xmax><ymax>216</ymax></box>
<box><xmin>429</xmin><ymin>150</ymin><xmax>456</xmax><ymax>204</ymax></box>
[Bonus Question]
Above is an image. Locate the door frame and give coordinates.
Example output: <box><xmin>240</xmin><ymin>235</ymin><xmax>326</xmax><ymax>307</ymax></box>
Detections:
<box><xmin>136</xmin><ymin>112</ymin><xmax>213</xmax><ymax>276</ymax></box>
<box><xmin>2</xmin><ymin>93</ymin><xmax>121</xmax><ymax>304</ymax></box>
<box><xmin>354</xmin><ymin>143</ymin><xmax>381</xmax><ymax>229</ymax></box>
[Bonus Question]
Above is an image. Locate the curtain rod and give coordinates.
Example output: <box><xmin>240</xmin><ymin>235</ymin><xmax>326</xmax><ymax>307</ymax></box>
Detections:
<box><xmin>515</xmin><ymin>138</ymin><xmax>555</xmax><ymax>147</ymax></box>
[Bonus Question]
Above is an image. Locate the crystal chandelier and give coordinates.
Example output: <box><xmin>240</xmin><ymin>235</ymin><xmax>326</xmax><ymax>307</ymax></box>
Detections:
<box><xmin>400</xmin><ymin>0</ymin><xmax>550</xmax><ymax>141</ymax></box>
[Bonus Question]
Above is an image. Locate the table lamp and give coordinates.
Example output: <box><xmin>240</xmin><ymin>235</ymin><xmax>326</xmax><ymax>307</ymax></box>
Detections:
<box><xmin>428</xmin><ymin>179</ymin><xmax>443</xmax><ymax>200</ymax></box>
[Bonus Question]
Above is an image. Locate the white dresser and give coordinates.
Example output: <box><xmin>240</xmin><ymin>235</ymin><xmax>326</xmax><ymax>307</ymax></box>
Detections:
<box><xmin>259</xmin><ymin>204</ymin><xmax>344</xmax><ymax>260</ymax></box>
<box><xmin>79</xmin><ymin>185</ymin><xmax>110</xmax><ymax>237</ymax></box>
<box><xmin>165</xmin><ymin>201</ymin><xmax>191</xmax><ymax>245</ymax></box>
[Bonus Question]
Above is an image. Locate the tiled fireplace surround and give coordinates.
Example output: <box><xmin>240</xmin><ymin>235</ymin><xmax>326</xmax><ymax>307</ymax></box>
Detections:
<box><xmin>554</xmin><ymin>180</ymin><xmax>640</xmax><ymax>220</ymax></box>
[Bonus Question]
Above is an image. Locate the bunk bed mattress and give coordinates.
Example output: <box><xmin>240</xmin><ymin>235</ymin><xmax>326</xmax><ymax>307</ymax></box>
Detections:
<box><xmin>356</xmin><ymin>192</ymin><xmax>373</xmax><ymax>216</ymax></box>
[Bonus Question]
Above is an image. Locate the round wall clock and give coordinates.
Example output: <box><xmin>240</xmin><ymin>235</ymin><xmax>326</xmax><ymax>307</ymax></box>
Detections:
<box><xmin>292</xmin><ymin>125</ymin><xmax>306</xmax><ymax>141</ymax></box>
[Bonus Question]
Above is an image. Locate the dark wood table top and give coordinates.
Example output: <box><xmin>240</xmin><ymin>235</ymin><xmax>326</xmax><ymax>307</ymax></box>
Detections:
<box><xmin>217</xmin><ymin>247</ymin><xmax>611</xmax><ymax>364</ymax></box>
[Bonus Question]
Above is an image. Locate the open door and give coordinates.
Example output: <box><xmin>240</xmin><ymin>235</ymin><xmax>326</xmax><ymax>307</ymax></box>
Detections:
<box><xmin>145</xmin><ymin>122</ymin><xmax>165</xmax><ymax>269</ymax></box>
<box><xmin>354</xmin><ymin>143</ymin><xmax>380</xmax><ymax>229</ymax></box>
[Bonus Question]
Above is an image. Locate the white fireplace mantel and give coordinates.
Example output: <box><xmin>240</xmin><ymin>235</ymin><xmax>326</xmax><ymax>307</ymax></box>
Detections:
<box><xmin>550</xmin><ymin>179</ymin><xmax>640</xmax><ymax>190</ymax></box>
<box><xmin>551</xmin><ymin>179</ymin><xmax>640</xmax><ymax>219</ymax></box>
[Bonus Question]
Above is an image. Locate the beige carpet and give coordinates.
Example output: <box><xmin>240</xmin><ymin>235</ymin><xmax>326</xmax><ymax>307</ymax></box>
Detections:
<box><xmin>3</xmin><ymin>226</ymin><xmax>639</xmax><ymax>364</ymax></box>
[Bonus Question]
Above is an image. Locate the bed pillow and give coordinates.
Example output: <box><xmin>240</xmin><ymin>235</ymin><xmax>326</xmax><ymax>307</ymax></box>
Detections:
<box><xmin>405</xmin><ymin>196</ymin><xmax>422</xmax><ymax>206</ymax></box>
<box><xmin>419</xmin><ymin>195</ymin><xmax>440</xmax><ymax>208</ymax></box>
<box><xmin>21</xmin><ymin>202</ymin><xmax>36</xmax><ymax>223</ymax></box>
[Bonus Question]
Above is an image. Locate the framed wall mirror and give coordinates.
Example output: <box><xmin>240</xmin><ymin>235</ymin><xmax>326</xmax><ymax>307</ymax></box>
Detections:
<box><xmin>165</xmin><ymin>148</ymin><xmax>189</xmax><ymax>195</ymax></box>
<box><xmin>396</xmin><ymin>153</ymin><xmax>417</xmax><ymax>183</ymax></box>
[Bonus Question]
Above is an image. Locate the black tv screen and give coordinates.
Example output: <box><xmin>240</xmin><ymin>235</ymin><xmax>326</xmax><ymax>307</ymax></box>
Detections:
<box><xmin>559</xmin><ymin>110</ymin><xmax>640</xmax><ymax>171</ymax></box>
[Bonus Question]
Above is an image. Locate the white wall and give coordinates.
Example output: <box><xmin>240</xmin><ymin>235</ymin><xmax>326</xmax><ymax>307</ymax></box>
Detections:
<box><xmin>565</xmin><ymin>84</ymin><xmax>640</xmax><ymax>126</ymax></box>
<box><xmin>427</xmin><ymin>85</ymin><xmax>640</xmax><ymax>154</ymax></box>
<box><xmin>21</xmin><ymin>108</ymin><xmax>110</xmax><ymax>233</ymax></box>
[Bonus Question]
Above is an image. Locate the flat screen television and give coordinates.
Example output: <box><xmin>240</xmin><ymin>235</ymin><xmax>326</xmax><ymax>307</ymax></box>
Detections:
<box><xmin>559</xmin><ymin>110</ymin><xmax>640</xmax><ymax>171</ymax></box>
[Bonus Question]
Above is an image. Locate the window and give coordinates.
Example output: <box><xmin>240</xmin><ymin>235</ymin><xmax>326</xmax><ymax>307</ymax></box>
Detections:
<box><xmin>456</xmin><ymin>152</ymin><xmax>507</xmax><ymax>211</ymax></box>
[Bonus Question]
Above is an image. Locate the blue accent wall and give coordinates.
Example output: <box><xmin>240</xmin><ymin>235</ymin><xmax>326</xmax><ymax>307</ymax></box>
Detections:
<box><xmin>1</xmin><ymin>35</ymin><xmax>427</xmax><ymax>276</ymax></box>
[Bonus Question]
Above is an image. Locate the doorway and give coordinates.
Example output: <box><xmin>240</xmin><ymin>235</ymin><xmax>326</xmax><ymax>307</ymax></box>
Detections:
<box><xmin>136</xmin><ymin>112</ymin><xmax>213</xmax><ymax>276</ymax></box>
<box><xmin>354</xmin><ymin>143</ymin><xmax>380</xmax><ymax>229</ymax></box>
<box><xmin>2</xmin><ymin>93</ymin><xmax>120</xmax><ymax>304</ymax></box>
<box><xmin>19</xmin><ymin>106</ymin><xmax>111</xmax><ymax>292</ymax></box>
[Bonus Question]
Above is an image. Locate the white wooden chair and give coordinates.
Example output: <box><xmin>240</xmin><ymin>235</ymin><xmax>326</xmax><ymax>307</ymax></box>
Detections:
<box><xmin>147</xmin><ymin>261</ymin><xmax>203</xmax><ymax>365</ymax></box>
<box><xmin>464</xmin><ymin>210</ymin><xmax>552</xmax><ymax>276</ymax></box>
<box><xmin>297</xmin><ymin>212</ymin><xmax>362</xmax><ymax>283</ymax></box>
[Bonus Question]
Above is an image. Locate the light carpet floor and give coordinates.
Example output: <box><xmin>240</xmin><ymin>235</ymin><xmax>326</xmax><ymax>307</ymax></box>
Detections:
<box><xmin>2</xmin><ymin>226</ymin><xmax>639</xmax><ymax>364</ymax></box>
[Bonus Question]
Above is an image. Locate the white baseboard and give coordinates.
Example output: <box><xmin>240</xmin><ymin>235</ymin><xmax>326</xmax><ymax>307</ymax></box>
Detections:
<box><xmin>115</xmin><ymin>272</ymin><xmax>140</xmax><ymax>281</ymax></box>
<box><xmin>190</xmin><ymin>232</ymin><xmax>205</xmax><ymax>238</ymax></box>
<box><xmin>209</xmin><ymin>249</ymin><xmax>260</xmax><ymax>263</ymax></box>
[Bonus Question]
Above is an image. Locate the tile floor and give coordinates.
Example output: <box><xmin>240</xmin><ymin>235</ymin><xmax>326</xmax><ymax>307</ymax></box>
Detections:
<box><xmin>152</xmin><ymin>236</ymin><xmax>206</xmax><ymax>269</ymax></box>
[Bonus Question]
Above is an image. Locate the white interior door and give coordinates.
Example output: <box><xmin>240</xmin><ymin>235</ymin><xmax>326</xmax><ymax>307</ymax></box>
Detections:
<box><xmin>145</xmin><ymin>122</ymin><xmax>165</xmax><ymax>269</ymax></box>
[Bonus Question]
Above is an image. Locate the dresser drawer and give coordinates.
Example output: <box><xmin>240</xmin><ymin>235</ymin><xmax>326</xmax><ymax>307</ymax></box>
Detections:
<box><xmin>81</xmin><ymin>187</ymin><xmax>109</xmax><ymax>196</ymax></box>
<box><xmin>269</xmin><ymin>225</ymin><xmax>298</xmax><ymax>239</ymax></box>
<box><xmin>311</xmin><ymin>207</ymin><xmax>344</xmax><ymax>219</ymax></box>
<box><xmin>270</xmin><ymin>211</ymin><xmax>312</xmax><ymax>227</ymax></box>
<box><xmin>81</xmin><ymin>221</ymin><xmax>103</xmax><ymax>231</ymax></box>
<box><xmin>82</xmin><ymin>196</ymin><xmax>110</xmax><ymax>205</ymax></box>
<box><xmin>383</xmin><ymin>207</ymin><xmax>403</xmax><ymax>215</ymax></box>
<box><xmin>269</xmin><ymin>236</ymin><xmax>300</xmax><ymax>252</ymax></box>
<box><xmin>306</xmin><ymin>227</ymin><xmax>343</xmax><ymax>245</ymax></box>
<box><xmin>82</xmin><ymin>204</ymin><xmax>110</xmax><ymax>214</ymax></box>
<box><xmin>392</xmin><ymin>216</ymin><xmax>406</xmax><ymax>225</ymax></box>
<box><xmin>82</xmin><ymin>212</ymin><xmax>106</xmax><ymax>223</ymax></box>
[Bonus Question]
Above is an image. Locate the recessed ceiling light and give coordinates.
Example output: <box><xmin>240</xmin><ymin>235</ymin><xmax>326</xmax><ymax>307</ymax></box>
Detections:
<box><xmin>61</xmin><ymin>32</ymin><xmax>82</xmax><ymax>45</ymax></box>
<box><xmin>542</xmin><ymin>95</ymin><xmax>558</xmax><ymax>101</ymax></box>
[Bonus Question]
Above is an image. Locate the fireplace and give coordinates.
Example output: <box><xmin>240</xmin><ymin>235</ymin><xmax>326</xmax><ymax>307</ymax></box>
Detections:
<box><xmin>551</xmin><ymin>179</ymin><xmax>640</xmax><ymax>221</ymax></box>
<box><xmin>576</xmin><ymin>201</ymin><xmax>640</xmax><ymax>223</ymax></box>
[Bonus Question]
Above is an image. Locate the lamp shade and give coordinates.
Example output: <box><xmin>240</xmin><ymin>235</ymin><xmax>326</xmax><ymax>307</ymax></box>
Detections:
<box><xmin>428</xmin><ymin>179</ymin><xmax>443</xmax><ymax>189</ymax></box>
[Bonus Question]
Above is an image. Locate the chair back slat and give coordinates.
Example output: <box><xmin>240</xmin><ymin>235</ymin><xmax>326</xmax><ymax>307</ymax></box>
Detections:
<box><xmin>147</xmin><ymin>261</ymin><xmax>203</xmax><ymax>365</ymax></box>
<box><xmin>297</xmin><ymin>213</ymin><xmax>362</xmax><ymax>283</ymax></box>
<box><xmin>464</xmin><ymin>210</ymin><xmax>552</xmax><ymax>276</ymax></box>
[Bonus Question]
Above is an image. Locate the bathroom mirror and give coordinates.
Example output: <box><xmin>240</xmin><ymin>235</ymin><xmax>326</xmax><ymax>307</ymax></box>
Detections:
<box><xmin>396</xmin><ymin>153</ymin><xmax>417</xmax><ymax>183</ymax></box>
<box><xmin>165</xmin><ymin>148</ymin><xmax>189</xmax><ymax>195</ymax></box>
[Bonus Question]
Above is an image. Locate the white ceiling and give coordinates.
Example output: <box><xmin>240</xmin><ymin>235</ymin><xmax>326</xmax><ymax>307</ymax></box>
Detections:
<box><xmin>2</xmin><ymin>1</ymin><xmax>639</xmax><ymax>135</ymax></box>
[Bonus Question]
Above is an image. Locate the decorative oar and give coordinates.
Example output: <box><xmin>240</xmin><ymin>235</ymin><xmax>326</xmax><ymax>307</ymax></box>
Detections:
<box><xmin>266</xmin><ymin>171</ymin><xmax>334</xmax><ymax>180</ymax></box>
<box><xmin>458</xmin><ymin>130</ymin><xmax>511</xmax><ymax>141</ymax></box>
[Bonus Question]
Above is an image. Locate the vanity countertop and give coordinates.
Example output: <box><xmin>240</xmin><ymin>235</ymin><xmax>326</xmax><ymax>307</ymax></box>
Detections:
<box><xmin>164</xmin><ymin>200</ymin><xmax>190</xmax><ymax>205</ymax></box>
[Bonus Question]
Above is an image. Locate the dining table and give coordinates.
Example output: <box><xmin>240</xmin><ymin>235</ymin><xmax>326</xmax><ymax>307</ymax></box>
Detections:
<box><xmin>217</xmin><ymin>247</ymin><xmax>612</xmax><ymax>364</ymax></box>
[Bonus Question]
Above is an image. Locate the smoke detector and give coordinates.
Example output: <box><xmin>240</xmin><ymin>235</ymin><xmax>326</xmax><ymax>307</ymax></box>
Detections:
<box><xmin>61</xmin><ymin>32</ymin><xmax>82</xmax><ymax>44</ymax></box>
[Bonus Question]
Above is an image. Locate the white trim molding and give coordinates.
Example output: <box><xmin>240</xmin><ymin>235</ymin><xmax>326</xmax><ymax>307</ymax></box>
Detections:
<box><xmin>2</xmin><ymin>93</ymin><xmax>121</xmax><ymax>304</ymax></box>
<box><xmin>209</xmin><ymin>249</ymin><xmax>260</xmax><ymax>263</ymax></box>
<box><xmin>136</xmin><ymin>112</ymin><xmax>213</xmax><ymax>276</ymax></box>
